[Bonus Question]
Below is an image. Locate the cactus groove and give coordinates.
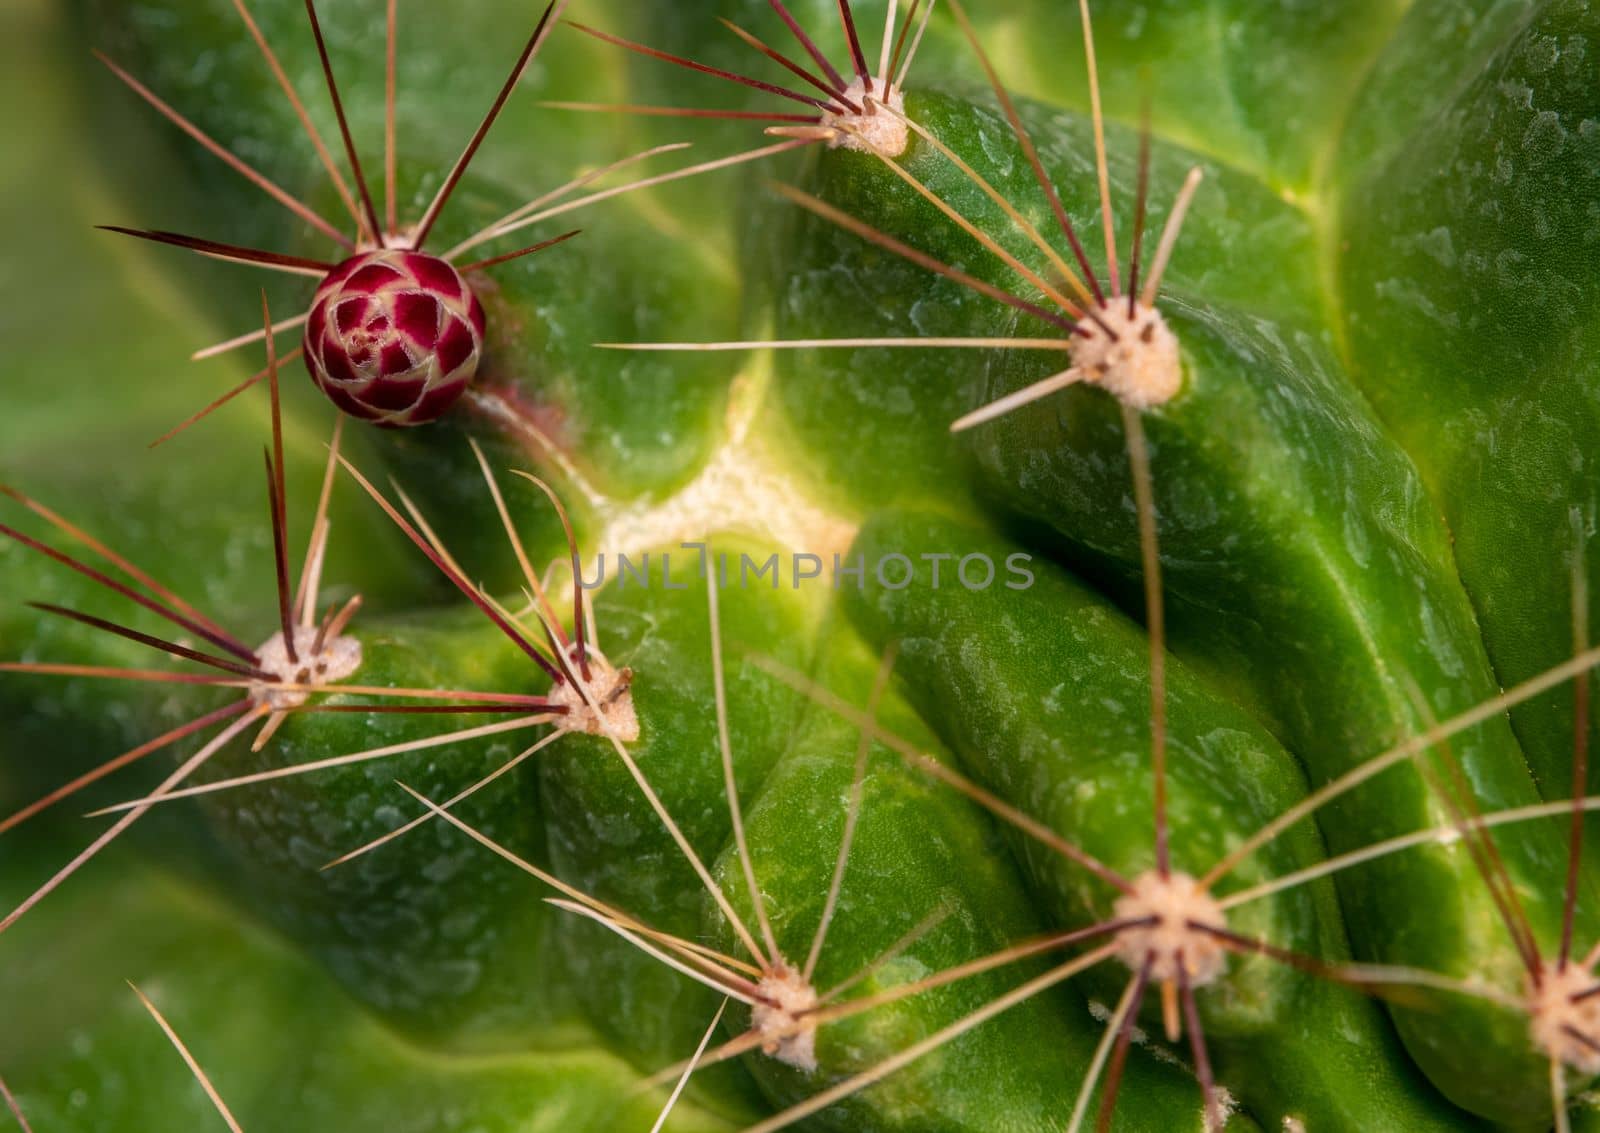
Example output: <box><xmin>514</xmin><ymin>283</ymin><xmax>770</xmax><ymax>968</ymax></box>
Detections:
<box><xmin>3</xmin><ymin>1</ymin><xmax>1600</xmax><ymax>1131</ymax></box>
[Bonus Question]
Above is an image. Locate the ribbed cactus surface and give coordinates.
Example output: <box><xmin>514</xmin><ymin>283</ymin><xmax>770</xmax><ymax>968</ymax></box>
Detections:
<box><xmin>3</xmin><ymin>1</ymin><xmax>1600</xmax><ymax>1130</ymax></box>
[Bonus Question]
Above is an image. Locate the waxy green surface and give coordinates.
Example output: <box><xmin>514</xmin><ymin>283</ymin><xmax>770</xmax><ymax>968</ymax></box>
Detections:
<box><xmin>5</xmin><ymin>0</ymin><xmax>1599</xmax><ymax>1129</ymax></box>
<box><xmin>841</xmin><ymin>511</ymin><xmax>1480</xmax><ymax>1132</ymax></box>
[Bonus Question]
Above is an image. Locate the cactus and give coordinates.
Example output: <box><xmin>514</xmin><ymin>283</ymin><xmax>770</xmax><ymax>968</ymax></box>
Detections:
<box><xmin>4</xmin><ymin>0</ymin><xmax>1600</xmax><ymax>1130</ymax></box>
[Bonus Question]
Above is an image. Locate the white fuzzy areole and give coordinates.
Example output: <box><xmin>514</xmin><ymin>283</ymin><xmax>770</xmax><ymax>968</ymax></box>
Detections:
<box><xmin>251</xmin><ymin>626</ymin><xmax>362</xmax><ymax>711</ymax></box>
<box><xmin>1111</xmin><ymin>870</ymin><xmax>1229</xmax><ymax>985</ymax></box>
<box><xmin>1527</xmin><ymin>961</ymin><xmax>1600</xmax><ymax>1073</ymax></box>
<box><xmin>548</xmin><ymin>660</ymin><xmax>640</xmax><ymax>743</ymax></box>
<box><xmin>1071</xmin><ymin>301</ymin><xmax>1183</xmax><ymax>410</ymax></box>
<box><xmin>752</xmin><ymin>965</ymin><xmax>821</xmax><ymax>1071</ymax></box>
<box><xmin>820</xmin><ymin>77</ymin><xmax>908</xmax><ymax>156</ymax></box>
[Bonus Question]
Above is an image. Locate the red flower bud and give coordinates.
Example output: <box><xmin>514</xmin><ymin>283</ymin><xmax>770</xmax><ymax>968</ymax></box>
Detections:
<box><xmin>303</xmin><ymin>249</ymin><xmax>487</xmax><ymax>427</ymax></box>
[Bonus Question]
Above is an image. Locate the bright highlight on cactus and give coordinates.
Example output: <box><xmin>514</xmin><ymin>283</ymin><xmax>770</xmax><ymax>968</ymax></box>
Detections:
<box><xmin>10</xmin><ymin>0</ymin><xmax>1600</xmax><ymax>1130</ymax></box>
